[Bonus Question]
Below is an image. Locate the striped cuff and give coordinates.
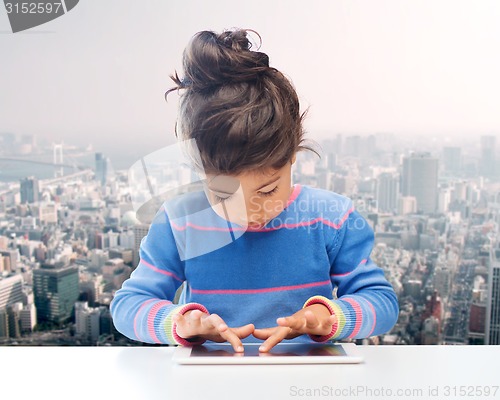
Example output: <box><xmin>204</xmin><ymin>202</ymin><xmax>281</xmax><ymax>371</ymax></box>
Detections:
<box><xmin>164</xmin><ymin>303</ymin><xmax>209</xmax><ymax>346</ymax></box>
<box><xmin>303</xmin><ymin>295</ymin><xmax>341</xmax><ymax>342</ymax></box>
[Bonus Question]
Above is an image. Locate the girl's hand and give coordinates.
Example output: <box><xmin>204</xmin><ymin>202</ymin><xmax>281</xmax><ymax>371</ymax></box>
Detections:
<box><xmin>173</xmin><ymin>309</ymin><xmax>254</xmax><ymax>353</ymax></box>
<box><xmin>252</xmin><ymin>304</ymin><xmax>337</xmax><ymax>352</ymax></box>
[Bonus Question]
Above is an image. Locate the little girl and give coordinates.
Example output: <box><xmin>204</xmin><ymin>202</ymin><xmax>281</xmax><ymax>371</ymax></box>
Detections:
<box><xmin>110</xmin><ymin>28</ymin><xmax>399</xmax><ymax>353</ymax></box>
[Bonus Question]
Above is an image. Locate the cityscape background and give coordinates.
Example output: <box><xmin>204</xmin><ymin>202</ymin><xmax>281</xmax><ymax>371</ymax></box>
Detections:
<box><xmin>1</xmin><ymin>132</ymin><xmax>500</xmax><ymax>346</ymax></box>
<box><xmin>1</xmin><ymin>1</ymin><xmax>500</xmax><ymax>346</ymax></box>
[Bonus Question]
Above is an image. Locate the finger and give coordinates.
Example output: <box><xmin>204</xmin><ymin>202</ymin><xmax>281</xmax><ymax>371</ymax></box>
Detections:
<box><xmin>303</xmin><ymin>310</ymin><xmax>321</xmax><ymax>329</ymax></box>
<box><xmin>232</xmin><ymin>324</ymin><xmax>255</xmax><ymax>339</ymax></box>
<box><xmin>252</xmin><ymin>327</ymin><xmax>276</xmax><ymax>340</ymax></box>
<box><xmin>282</xmin><ymin>311</ymin><xmax>336</xmax><ymax>335</ymax></box>
<box><xmin>184</xmin><ymin>309</ymin><xmax>204</xmax><ymax>320</ymax></box>
<box><xmin>172</xmin><ymin>313</ymin><xmax>182</xmax><ymax>323</ymax></box>
<box><xmin>318</xmin><ymin>314</ymin><xmax>338</xmax><ymax>331</ymax></box>
<box><xmin>201</xmin><ymin>313</ymin><xmax>227</xmax><ymax>333</ymax></box>
<box><xmin>277</xmin><ymin>313</ymin><xmax>318</xmax><ymax>331</ymax></box>
<box><xmin>326</xmin><ymin>314</ymin><xmax>338</xmax><ymax>326</ymax></box>
<box><xmin>200</xmin><ymin>314</ymin><xmax>245</xmax><ymax>352</ymax></box>
<box><xmin>276</xmin><ymin>315</ymin><xmax>305</xmax><ymax>330</ymax></box>
<box><xmin>259</xmin><ymin>328</ymin><xmax>290</xmax><ymax>352</ymax></box>
<box><xmin>306</xmin><ymin>313</ymin><xmax>338</xmax><ymax>336</ymax></box>
<box><xmin>218</xmin><ymin>328</ymin><xmax>244</xmax><ymax>353</ymax></box>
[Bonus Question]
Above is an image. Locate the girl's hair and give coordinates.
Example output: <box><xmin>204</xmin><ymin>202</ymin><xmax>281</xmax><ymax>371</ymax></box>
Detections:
<box><xmin>165</xmin><ymin>28</ymin><xmax>319</xmax><ymax>175</ymax></box>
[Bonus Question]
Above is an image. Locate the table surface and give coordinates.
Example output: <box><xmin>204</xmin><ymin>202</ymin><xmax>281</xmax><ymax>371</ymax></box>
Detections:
<box><xmin>1</xmin><ymin>345</ymin><xmax>499</xmax><ymax>400</ymax></box>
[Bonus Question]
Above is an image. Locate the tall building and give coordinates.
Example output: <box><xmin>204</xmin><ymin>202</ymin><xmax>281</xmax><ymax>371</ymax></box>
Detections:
<box><xmin>132</xmin><ymin>224</ymin><xmax>150</xmax><ymax>267</ymax></box>
<box><xmin>119</xmin><ymin>229</ymin><xmax>135</xmax><ymax>249</ymax></box>
<box><xmin>33</xmin><ymin>262</ymin><xmax>79</xmax><ymax>325</ymax></box>
<box><xmin>0</xmin><ymin>274</ymin><xmax>23</xmax><ymax>310</ymax></box>
<box><xmin>19</xmin><ymin>303</ymin><xmax>37</xmax><ymax>333</ymax></box>
<box><xmin>486</xmin><ymin>247</ymin><xmax>500</xmax><ymax>345</ymax></box>
<box><xmin>375</xmin><ymin>172</ymin><xmax>399</xmax><ymax>213</ymax></box>
<box><xmin>79</xmin><ymin>271</ymin><xmax>104</xmax><ymax>307</ymax></box>
<box><xmin>0</xmin><ymin>309</ymin><xmax>8</xmax><ymax>338</ymax></box>
<box><xmin>468</xmin><ymin>301</ymin><xmax>486</xmax><ymax>345</ymax></box>
<box><xmin>438</xmin><ymin>186</ymin><xmax>452</xmax><ymax>213</ymax></box>
<box><xmin>6</xmin><ymin>303</ymin><xmax>22</xmax><ymax>338</ymax></box>
<box><xmin>401</xmin><ymin>152</ymin><xmax>439</xmax><ymax>214</ymax></box>
<box><xmin>75</xmin><ymin>301</ymin><xmax>101</xmax><ymax>342</ymax></box>
<box><xmin>20</xmin><ymin>176</ymin><xmax>39</xmax><ymax>204</ymax></box>
<box><xmin>0</xmin><ymin>249</ymin><xmax>19</xmax><ymax>273</ymax></box>
<box><xmin>0</xmin><ymin>236</ymin><xmax>9</xmax><ymax>249</ymax></box>
<box><xmin>0</xmin><ymin>275</ymin><xmax>25</xmax><ymax>339</ymax></box>
<box><xmin>95</xmin><ymin>152</ymin><xmax>113</xmax><ymax>186</ymax></box>
<box><xmin>479</xmin><ymin>135</ymin><xmax>496</xmax><ymax>178</ymax></box>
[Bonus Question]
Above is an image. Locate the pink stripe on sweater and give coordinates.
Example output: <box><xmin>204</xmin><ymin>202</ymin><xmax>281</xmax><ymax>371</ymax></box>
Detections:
<box><xmin>170</xmin><ymin>220</ymin><xmax>238</xmax><ymax>232</ymax></box>
<box><xmin>140</xmin><ymin>259</ymin><xmax>183</xmax><ymax>282</ymax></box>
<box><xmin>147</xmin><ymin>300</ymin><xmax>172</xmax><ymax>343</ymax></box>
<box><xmin>343</xmin><ymin>297</ymin><xmax>363</xmax><ymax>338</ymax></box>
<box><xmin>190</xmin><ymin>280</ymin><xmax>331</xmax><ymax>295</ymax></box>
<box><xmin>133</xmin><ymin>299</ymin><xmax>156</xmax><ymax>341</ymax></box>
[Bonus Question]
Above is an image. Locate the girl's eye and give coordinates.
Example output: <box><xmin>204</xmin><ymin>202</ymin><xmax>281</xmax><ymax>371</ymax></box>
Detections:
<box><xmin>213</xmin><ymin>193</ymin><xmax>234</xmax><ymax>203</ymax></box>
<box><xmin>212</xmin><ymin>186</ymin><xmax>278</xmax><ymax>202</ymax></box>
<box><xmin>259</xmin><ymin>186</ymin><xmax>278</xmax><ymax>197</ymax></box>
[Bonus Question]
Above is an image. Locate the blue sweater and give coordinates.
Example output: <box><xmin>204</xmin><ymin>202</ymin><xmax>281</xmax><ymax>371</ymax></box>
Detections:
<box><xmin>110</xmin><ymin>184</ymin><xmax>399</xmax><ymax>345</ymax></box>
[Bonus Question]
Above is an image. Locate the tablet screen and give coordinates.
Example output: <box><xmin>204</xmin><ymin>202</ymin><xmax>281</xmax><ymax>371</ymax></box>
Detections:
<box><xmin>190</xmin><ymin>343</ymin><xmax>348</xmax><ymax>357</ymax></box>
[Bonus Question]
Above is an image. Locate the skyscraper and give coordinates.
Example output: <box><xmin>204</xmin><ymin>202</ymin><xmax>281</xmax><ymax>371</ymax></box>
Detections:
<box><xmin>132</xmin><ymin>224</ymin><xmax>150</xmax><ymax>268</ymax></box>
<box><xmin>0</xmin><ymin>274</ymin><xmax>23</xmax><ymax>310</ymax></box>
<box><xmin>33</xmin><ymin>262</ymin><xmax>79</xmax><ymax>325</ymax></box>
<box><xmin>20</xmin><ymin>176</ymin><xmax>39</xmax><ymax>204</ymax></box>
<box><xmin>376</xmin><ymin>172</ymin><xmax>399</xmax><ymax>213</ymax></box>
<box><xmin>479</xmin><ymin>135</ymin><xmax>496</xmax><ymax>178</ymax></box>
<box><xmin>95</xmin><ymin>152</ymin><xmax>112</xmax><ymax>186</ymax></box>
<box><xmin>401</xmin><ymin>152</ymin><xmax>439</xmax><ymax>214</ymax></box>
<box><xmin>486</xmin><ymin>246</ymin><xmax>500</xmax><ymax>345</ymax></box>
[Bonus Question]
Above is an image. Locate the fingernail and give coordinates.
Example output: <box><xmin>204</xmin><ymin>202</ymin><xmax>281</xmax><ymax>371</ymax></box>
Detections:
<box><xmin>259</xmin><ymin>346</ymin><xmax>266</xmax><ymax>352</ymax></box>
<box><xmin>237</xmin><ymin>346</ymin><xmax>244</xmax><ymax>352</ymax></box>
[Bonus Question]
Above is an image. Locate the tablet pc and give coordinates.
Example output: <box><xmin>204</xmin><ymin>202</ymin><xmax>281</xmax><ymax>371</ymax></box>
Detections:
<box><xmin>173</xmin><ymin>342</ymin><xmax>364</xmax><ymax>364</ymax></box>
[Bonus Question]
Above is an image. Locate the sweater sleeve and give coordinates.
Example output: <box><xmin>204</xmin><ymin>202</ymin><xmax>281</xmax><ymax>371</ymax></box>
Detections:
<box><xmin>110</xmin><ymin>203</ymin><xmax>209</xmax><ymax>346</ymax></box>
<box><xmin>303</xmin><ymin>200</ymin><xmax>399</xmax><ymax>342</ymax></box>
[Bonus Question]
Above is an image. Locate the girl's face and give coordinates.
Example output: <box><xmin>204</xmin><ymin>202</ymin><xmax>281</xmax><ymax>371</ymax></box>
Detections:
<box><xmin>204</xmin><ymin>155</ymin><xmax>296</xmax><ymax>229</ymax></box>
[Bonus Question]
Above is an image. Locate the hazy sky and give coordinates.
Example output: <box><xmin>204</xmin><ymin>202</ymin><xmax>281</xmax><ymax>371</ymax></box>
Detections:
<box><xmin>1</xmin><ymin>0</ymin><xmax>499</xmax><ymax>161</ymax></box>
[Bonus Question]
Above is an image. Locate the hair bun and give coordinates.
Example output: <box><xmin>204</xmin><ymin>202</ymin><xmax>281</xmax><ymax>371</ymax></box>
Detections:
<box><xmin>167</xmin><ymin>28</ymin><xmax>272</xmax><ymax>96</ymax></box>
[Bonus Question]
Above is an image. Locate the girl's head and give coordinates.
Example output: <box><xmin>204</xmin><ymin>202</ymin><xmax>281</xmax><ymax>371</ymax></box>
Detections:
<box><xmin>165</xmin><ymin>28</ymin><xmax>318</xmax><ymax>227</ymax></box>
<box><xmin>165</xmin><ymin>28</ymin><xmax>318</xmax><ymax>174</ymax></box>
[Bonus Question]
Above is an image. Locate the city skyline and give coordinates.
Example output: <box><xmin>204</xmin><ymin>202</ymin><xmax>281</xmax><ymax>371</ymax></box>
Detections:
<box><xmin>2</xmin><ymin>130</ymin><xmax>500</xmax><ymax>345</ymax></box>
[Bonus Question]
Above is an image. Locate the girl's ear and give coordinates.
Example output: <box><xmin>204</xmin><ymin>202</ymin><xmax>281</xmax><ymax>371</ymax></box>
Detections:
<box><xmin>291</xmin><ymin>153</ymin><xmax>297</xmax><ymax>165</ymax></box>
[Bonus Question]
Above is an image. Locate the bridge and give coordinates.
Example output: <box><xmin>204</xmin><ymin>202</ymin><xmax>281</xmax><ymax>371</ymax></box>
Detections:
<box><xmin>0</xmin><ymin>157</ymin><xmax>87</xmax><ymax>170</ymax></box>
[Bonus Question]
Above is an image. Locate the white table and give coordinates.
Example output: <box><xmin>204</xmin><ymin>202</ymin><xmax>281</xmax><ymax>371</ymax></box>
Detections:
<box><xmin>1</xmin><ymin>345</ymin><xmax>499</xmax><ymax>400</ymax></box>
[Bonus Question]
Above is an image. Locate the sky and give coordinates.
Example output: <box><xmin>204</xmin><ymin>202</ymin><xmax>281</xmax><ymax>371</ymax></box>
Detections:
<box><xmin>1</xmin><ymin>0</ymin><xmax>500</xmax><ymax>164</ymax></box>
